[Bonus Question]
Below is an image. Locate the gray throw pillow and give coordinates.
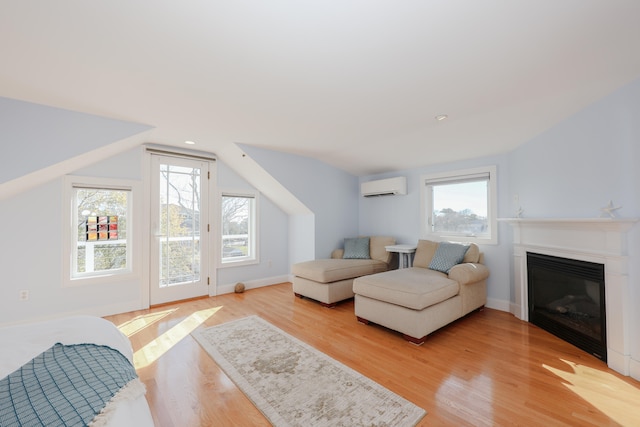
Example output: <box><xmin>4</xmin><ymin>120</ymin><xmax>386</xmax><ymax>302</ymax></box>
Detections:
<box><xmin>343</xmin><ymin>237</ymin><xmax>370</xmax><ymax>259</ymax></box>
<box><xmin>429</xmin><ymin>242</ymin><xmax>469</xmax><ymax>273</ymax></box>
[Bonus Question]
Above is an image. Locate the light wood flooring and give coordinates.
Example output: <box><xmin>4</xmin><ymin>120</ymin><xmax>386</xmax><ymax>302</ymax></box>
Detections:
<box><xmin>104</xmin><ymin>282</ymin><xmax>640</xmax><ymax>427</ymax></box>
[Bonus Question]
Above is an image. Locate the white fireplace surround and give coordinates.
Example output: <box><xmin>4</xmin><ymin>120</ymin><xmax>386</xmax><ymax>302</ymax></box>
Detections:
<box><xmin>503</xmin><ymin>218</ymin><xmax>637</xmax><ymax>377</ymax></box>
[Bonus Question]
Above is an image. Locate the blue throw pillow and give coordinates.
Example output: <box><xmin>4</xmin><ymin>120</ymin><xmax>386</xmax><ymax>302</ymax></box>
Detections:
<box><xmin>343</xmin><ymin>237</ymin><xmax>370</xmax><ymax>259</ymax></box>
<box><xmin>429</xmin><ymin>242</ymin><xmax>469</xmax><ymax>273</ymax></box>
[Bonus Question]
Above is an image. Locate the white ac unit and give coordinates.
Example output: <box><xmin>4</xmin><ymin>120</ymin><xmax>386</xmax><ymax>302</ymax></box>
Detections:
<box><xmin>361</xmin><ymin>176</ymin><xmax>407</xmax><ymax>197</ymax></box>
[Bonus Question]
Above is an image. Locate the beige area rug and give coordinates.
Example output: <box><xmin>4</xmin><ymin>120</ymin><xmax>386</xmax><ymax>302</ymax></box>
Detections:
<box><xmin>192</xmin><ymin>315</ymin><xmax>426</xmax><ymax>427</ymax></box>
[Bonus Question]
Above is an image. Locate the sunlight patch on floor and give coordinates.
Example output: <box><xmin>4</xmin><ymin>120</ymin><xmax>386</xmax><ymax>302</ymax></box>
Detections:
<box><xmin>543</xmin><ymin>359</ymin><xmax>640</xmax><ymax>426</ymax></box>
<box><xmin>116</xmin><ymin>308</ymin><xmax>177</xmax><ymax>337</ymax></box>
<box><xmin>133</xmin><ymin>306</ymin><xmax>222</xmax><ymax>369</ymax></box>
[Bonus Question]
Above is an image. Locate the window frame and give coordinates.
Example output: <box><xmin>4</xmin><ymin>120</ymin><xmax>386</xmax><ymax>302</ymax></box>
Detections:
<box><xmin>420</xmin><ymin>165</ymin><xmax>498</xmax><ymax>245</ymax></box>
<box><xmin>219</xmin><ymin>191</ymin><xmax>259</xmax><ymax>267</ymax></box>
<box><xmin>63</xmin><ymin>175</ymin><xmax>140</xmax><ymax>287</ymax></box>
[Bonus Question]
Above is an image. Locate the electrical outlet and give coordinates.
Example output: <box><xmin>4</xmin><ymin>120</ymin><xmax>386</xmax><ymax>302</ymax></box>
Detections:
<box><xmin>268</xmin><ymin>260</ymin><xmax>272</xmax><ymax>268</ymax></box>
<box><xmin>19</xmin><ymin>290</ymin><xmax>29</xmax><ymax>301</ymax></box>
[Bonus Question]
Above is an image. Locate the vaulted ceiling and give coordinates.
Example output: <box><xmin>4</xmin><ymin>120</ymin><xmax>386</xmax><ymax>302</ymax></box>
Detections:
<box><xmin>2</xmin><ymin>1</ymin><xmax>640</xmax><ymax>176</ymax></box>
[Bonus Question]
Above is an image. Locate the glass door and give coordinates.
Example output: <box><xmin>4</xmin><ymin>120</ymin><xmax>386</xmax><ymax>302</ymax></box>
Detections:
<box><xmin>150</xmin><ymin>155</ymin><xmax>211</xmax><ymax>305</ymax></box>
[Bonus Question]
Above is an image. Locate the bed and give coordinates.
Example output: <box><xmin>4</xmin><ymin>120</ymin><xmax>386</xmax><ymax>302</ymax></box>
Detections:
<box><xmin>0</xmin><ymin>315</ymin><xmax>154</xmax><ymax>427</ymax></box>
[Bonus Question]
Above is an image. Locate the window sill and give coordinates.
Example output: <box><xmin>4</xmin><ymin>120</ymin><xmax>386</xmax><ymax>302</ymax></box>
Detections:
<box><xmin>63</xmin><ymin>271</ymin><xmax>138</xmax><ymax>288</ymax></box>
<box><xmin>219</xmin><ymin>258</ymin><xmax>259</xmax><ymax>268</ymax></box>
<box><xmin>425</xmin><ymin>233</ymin><xmax>497</xmax><ymax>246</ymax></box>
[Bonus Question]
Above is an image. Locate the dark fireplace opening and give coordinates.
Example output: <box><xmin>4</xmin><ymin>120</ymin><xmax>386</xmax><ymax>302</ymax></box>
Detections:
<box><xmin>527</xmin><ymin>252</ymin><xmax>606</xmax><ymax>361</ymax></box>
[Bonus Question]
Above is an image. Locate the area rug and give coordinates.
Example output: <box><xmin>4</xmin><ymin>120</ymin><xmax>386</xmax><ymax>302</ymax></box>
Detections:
<box><xmin>191</xmin><ymin>315</ymin><xmax>426</xmax><ymax>427</ymax></box>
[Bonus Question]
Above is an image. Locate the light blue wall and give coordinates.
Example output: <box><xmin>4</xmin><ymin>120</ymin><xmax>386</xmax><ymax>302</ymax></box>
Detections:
<box><xmin>508</xmin><ymin>77</ymin><xmax>640</xmax><ymax>367</ymax></box>
<box><xmin>0</xmin><ymin>143</ymin><xmax>291</xmax><ymax>324</ymax></box>
<box><xmin>0</xmin><ymin>149</ymin><xmax>147</xmax><ymax>325</ymax></box>
<box><xmin>0</xmin><ymin>97</ymin><xmax>151</xmax><ymax>184</ymax></box>
<box><xmin>239</xmin><ymin>145</ymin><xmax>359</xmax><ymax>259</ymax></box>
<box><xmin>216</xmin><ymin>161</ymin><xmax>289</xmax><ymax>286</ymax></box>
<box><xmin>507</xmin><ymin>78</ymin><xmax>640</xmax><ymax>218</ymax></box>
<box><xmin>358</xmin><ymin>155</ymin><xmax>513</xmax><ymax>308</ymax></box>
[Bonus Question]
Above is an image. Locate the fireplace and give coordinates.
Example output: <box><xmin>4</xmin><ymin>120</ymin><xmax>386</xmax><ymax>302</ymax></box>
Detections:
<box><xmin>527</xmin><ymin>252</ymin><xmax>606</xmax><ymax>361</ymax></box>
<box><xmin>502</xmin><ymin>217</ymin><xmax>637</xmax><ymax>377</ymax></box>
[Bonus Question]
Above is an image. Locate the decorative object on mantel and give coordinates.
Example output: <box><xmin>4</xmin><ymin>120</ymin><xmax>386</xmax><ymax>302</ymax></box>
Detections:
<box><xmin>515</xmin><ymin>206</ymin><xmax>524</xmax><ymax>218</ymax></box>
<box><xmin>600</xmin><ymin>200</ymin><xmax>622</xmax><ymax>218</ymax></box>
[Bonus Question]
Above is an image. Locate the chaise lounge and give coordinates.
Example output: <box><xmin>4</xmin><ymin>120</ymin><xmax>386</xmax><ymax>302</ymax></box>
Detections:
<box><xmin>291</xmin><ymin>236</ymin><xmax>396</xmax><ymax>307</ymax></box>
<box><xmin>353</xmin><ymin>239</ymin><xmax>489</xmax><ymax>344</ymax></box>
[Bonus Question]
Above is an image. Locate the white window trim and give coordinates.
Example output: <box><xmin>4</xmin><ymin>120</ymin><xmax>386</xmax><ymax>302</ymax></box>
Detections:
<box><xmin>219</xmin><ymin>190</ymin><xmax>259</xmax><ymax>268</ymax></box>
<box><xmin>62</xmin><ymin>175</ymin><xmax>141</xmax><ymax>287</ymax></box>
<box><xmin>419</xmin><ymin>165</ymin><xmax>498</xmax><ymax>245</ymax></box>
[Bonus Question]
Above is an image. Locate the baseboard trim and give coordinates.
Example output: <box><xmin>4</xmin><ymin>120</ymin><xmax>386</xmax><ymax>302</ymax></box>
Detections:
<box><xmin>485</xmin><ymin>297</ymin><xmax>510</xmax><ymax>313</ymax></box>
<box><xmin>216</xmin><ymin>275</ymin><xmax>291</xmax><ymax>295</ymax></box>
<box><xmin>630</xmin><ymin>357</ymin><xmax>640</xmax><ymax>381</ymax></box>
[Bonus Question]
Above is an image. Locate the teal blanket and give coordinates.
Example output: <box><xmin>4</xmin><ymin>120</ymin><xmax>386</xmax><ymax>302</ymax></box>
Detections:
<box><xmin>0</xmin><ymin>343</ymin><xmax>138</xmax><ymax>427</ymax></box>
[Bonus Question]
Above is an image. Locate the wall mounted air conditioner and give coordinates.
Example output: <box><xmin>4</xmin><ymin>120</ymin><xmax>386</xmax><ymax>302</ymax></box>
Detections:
<box><xmin>361</xmin><ymin>176</ymin><xmax>407</xmax><ymax>197</ymax></box>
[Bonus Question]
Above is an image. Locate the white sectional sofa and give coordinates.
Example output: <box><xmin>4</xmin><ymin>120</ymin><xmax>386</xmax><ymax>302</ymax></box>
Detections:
<box><xmin>353</xmin><ymin>239</ymin><xmax>489</xmax><ymax>344</ymax></box>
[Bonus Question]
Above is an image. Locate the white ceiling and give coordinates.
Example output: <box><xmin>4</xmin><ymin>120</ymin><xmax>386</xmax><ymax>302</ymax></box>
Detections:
<box><xmin>2</xmin><ymin>1</ymin><xmax>640</xmax><ymax>176</ymax></box>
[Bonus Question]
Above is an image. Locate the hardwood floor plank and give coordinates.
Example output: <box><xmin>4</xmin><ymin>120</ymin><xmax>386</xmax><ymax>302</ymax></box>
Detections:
<box><xmin>104</xmin><ymin>283</ymin><xmax>640</xmax><ymax>426</ymax></box>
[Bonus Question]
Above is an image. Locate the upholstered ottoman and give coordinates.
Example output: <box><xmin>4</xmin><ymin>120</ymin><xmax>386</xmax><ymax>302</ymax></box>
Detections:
<box><xmin>292</xmin><ymin>236</ymin><xmax>395</xmax><ymax>307</ymax></box>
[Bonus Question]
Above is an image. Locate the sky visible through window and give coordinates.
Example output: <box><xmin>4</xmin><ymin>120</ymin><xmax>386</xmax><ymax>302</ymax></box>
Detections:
<box><xmin>433</xmin><ymin>181</ymin><xmax>487</xmax><ymax>217</ymax></box>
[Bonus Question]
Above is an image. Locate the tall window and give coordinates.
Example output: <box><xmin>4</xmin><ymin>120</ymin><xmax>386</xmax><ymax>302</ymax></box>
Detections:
<box><xmin>221</xmin><ymin>193</ymin><xmax>257</xmax><ymax>264</ymax></box>
<box><xmin>64</xmin><ymin>176</ymin><xmax>136</xmax><ymax>284</ymax></box>
<box><xmin>158</xmin><ymin>163</ymin><xmax>201</xmax><ymax>286</ymax></box>
<box><xmin>421</xmin><ymin>166</ymin><xmax>497</xmax><ymax>244</ymax></box>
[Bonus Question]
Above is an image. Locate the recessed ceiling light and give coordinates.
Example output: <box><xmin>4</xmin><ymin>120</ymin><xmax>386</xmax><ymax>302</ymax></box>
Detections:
<box><xmin>435</xmin><ymin>114</ymin><xmax>448</xmax><ymax>122</ymax></box>
<box><xmin>184</xmin><ymin>140</ymin><xmax>196</xmax><ymax>145</ymax></box>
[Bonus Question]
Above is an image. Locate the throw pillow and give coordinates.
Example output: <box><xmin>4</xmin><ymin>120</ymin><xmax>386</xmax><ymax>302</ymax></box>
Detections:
<box><xmin>429</xmin><ymin>242</ymin><xmax>469</xmax><ymax>273</ymax></box>
<box><xmin>463</xmin><ymin>243</ymin><xmax>480</xmax><ymax>263</ymax></box>
<box><xmin>412</xmin><ymin>239</ymin><xmax>439</xmax><ymax>268</ymax></box>
<box><xmin>343</xmin><ymin>237</ymin><xmax>371</xmax><ymax>259</ymax></box>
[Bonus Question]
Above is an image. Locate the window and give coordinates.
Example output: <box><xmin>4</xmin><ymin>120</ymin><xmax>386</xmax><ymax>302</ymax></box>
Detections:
<box><xmin>420</xmin><ymin>166</ymin><xmax>497</xmax><ymax>244</ymax></box>
<box><xmin>64</xmin><ymin>176</ymin><xmax>137</xmax><ymax>285</ymax></box>
<box><xmin>221</xmin><ymin>193</ymin><xmax>257</xmax><ymax>265</ymax></box>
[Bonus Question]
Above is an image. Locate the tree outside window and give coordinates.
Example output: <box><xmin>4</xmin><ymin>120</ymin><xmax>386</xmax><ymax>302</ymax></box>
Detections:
<box><xmin>421</xmin><ymin>166</ymin><xmax>497</xmax><ymax>244</ymax></box>
<box><xmin>221</xmin><ymin>194</ymin><xmax>256</xmax><ymax>263</ymax></box>
<box><xmin>73</xmin><ymin>186</ymin><xmax>131</xmax><ymax>277</ymax></box>
<box><xmin>158</xmin><ymin>164</ymin><xmax>202</xmax><ymax>286</ymax></box>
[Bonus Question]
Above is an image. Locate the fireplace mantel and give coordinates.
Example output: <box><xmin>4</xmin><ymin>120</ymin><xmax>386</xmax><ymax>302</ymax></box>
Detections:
<box><xmin>501</xmin><ymin>217</ymin><xmax>638</xmax><ymax>376</ymax></box>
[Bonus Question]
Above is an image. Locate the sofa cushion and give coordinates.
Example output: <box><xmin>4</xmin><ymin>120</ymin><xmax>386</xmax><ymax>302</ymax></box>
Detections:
<box><xmin>414</xmin><ymin>240</ymin><xmax>482</xmax><ymax>268</ymax></box>
<box><xmin>331</xmin><ymin>248</ymin><xmax>344</xmax><ymax>259</ymax></box>
<box><xmin>448</xmin><ymin>262</ymin><xmax>490</xmax><ymax>286</ymax></box>
<box><xmin>412</xmin><ymin>239</ymin><xmax>439</xmax><ymax>268</ymax></box>
<box><xmin>292</xmin><ymin>258</ymin><xmax>388</xmax><ymax>283</ymax></box>
<box><xmin>343</xmin><ymin>237</ymin><xmax>370</xmax><ymax>259</ymax></box>
<box><xmin>429</xmin><ymin>242</ymin><xmax>469</xmax><ymax>273</ymax></box>
<box><xmin>463</xmin><ymin>243</ymin><xmax>480</xmax><ymax>263</ymax></box>
<box><xmin>353</xmin><ymin>268</ymin><xmax>459</xmax><ymax>311</ymax></box>
<box><xmin>370</xmin><ymin>236</ymin><xmax>396</xmax><ymax>264</ymax></box>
